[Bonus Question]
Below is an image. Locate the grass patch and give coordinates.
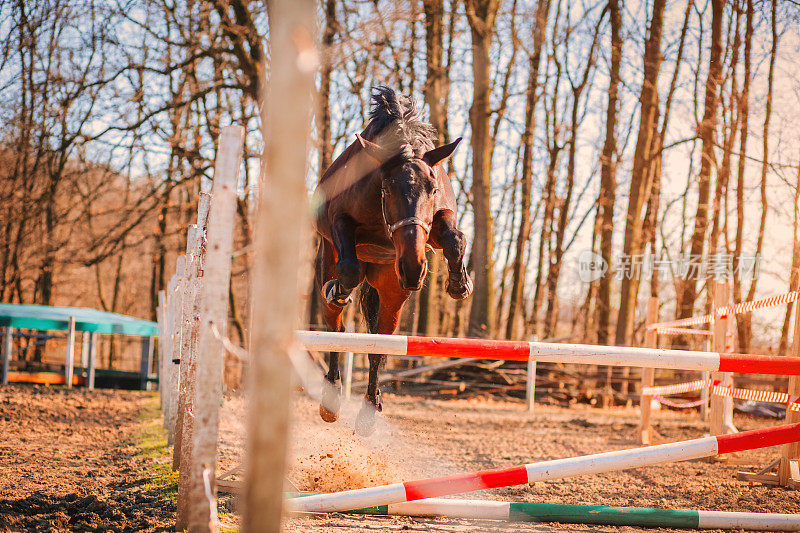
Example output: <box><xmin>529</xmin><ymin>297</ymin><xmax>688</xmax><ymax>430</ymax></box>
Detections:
<box><xmin>133</xmin><ymin>394</ymin><xmax>178</xmax><ymax>502</ymax></box>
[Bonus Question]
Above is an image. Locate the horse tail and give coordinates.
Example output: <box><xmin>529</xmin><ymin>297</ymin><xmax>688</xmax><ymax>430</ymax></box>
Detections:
<box><xmin>359</xmin><ymin>282</ymin><xmax>380</xmax><ymax>334</ymax></box>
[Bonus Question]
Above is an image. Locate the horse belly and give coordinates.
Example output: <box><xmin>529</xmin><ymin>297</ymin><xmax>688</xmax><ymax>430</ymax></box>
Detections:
<box><xmin>355</xmin><ymin>243</ymin><xmax>396</xmax><ymax>264</ymax></box>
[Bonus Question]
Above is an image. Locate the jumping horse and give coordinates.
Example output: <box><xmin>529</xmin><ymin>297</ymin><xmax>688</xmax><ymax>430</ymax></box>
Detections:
<box><xmin>313</xmin><ymin>87</ymin><xmax>473</xmax><ymax>435</ymax></box>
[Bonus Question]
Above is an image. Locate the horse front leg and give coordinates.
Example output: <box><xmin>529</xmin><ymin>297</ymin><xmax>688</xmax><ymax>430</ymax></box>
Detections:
<box><xmin>430</xmin><ymin>210</ymin><xmax>473</xmax><ymax>300</ymax></box>
<box><xmin>323</xmin><ymin>215</ymin><xmax>363</xmax><ymax>307</ymax></box>
<box><xmin>316</xmin><ymin>239</ymin><xmax>349</xmax><ymax>423</ymax></box>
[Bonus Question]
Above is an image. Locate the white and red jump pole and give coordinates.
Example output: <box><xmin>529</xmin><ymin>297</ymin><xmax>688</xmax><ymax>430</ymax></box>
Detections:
<box><xmin>296</xmin><ymin>330</ymin><xmax>800</xmax><ymax>376</ymax></box>
<box><xmin>287</xmin><ymin>423</ymin><xmax>800</xmax><ymax>513</ymax></box>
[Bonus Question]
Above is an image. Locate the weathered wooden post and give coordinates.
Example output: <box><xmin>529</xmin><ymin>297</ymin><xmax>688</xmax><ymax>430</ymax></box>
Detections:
<box><xmin>87</xmin><ymin>332</ymin><xmax>97</xmax><ymax>390</ymax></box>
<box><xmin>173</xmin><ymin>224</ymin><xmax>203</xmax><ymax>472</ymax></box>
<box><xmin>2</xmin><ymin>327</ymin><xmax>13</xmax><ymax>385</ymax></box>
<box><xmin>244</xmin><ymin>0</ymin><xmax>316</xmax><ymax>530</ymax></box>
<box><xmin>80</xmin><ymin>332</ymin><xmax>90</xmax><ymax>372</ymax></box>
<box><xmin>710</xmin><ymin>281</ymin><xmax>733</xmax><ymax>436</ymax></box>
<box><xmin>157</xmin><ymin>290</ymin><xmax>167</xmax><ymax>407</ymax></box>
<box><xmin>779</xmin><ymin>294</ymin><xmax>800</xmax><ymax>487</ymax></box>
<box><xmin>639</xmin><ymin>297</ymin><xmax>658</xmax><ymax>444</ymax></box>
<box><xmin>140</xmin><ymin>336</ymin><xmax>154</xmax><ymax>390</ymax></box>
<box><xmin>65</xmin><ymin>316</ymin><xmax>76</xmax><ymax>388</ymax></box>
<box><xmin>166</xmin><ymin>257</ymin><xmax>186</xmax><ymax>443</ymax></box>
<box><xmin>180</xmin><ymin>125</ymin><xmax>244</xmax><ymax>532</ymax></box>
<box><xmin>526</xmin><ymin>335</ymin><xmax>537</xmax><ymax>413</ymax></box>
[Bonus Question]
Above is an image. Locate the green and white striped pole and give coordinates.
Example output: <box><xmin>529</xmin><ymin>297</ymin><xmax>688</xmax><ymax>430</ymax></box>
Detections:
<box><xmin>293</xmin><ymin>496</ymin><xmax>800</xmax><ymax>530</ymax></box>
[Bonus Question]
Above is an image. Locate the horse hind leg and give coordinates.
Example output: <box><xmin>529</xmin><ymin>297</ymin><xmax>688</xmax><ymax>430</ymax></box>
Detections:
<box><xmin>355</xmin><ymin>282</ymin><xmax>385</xmax><ymax>436</ymax></box>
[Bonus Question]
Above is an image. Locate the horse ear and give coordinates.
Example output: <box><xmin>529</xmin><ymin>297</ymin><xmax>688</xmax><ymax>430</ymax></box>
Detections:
<box><xmin>422</xmin><ymin>137</ymin><xmax>462</xmax><ymax>168</ymax></box>
<box><xmin>356</xmin><ymin>134</ymin><xmax>391</xmax><ymax>163</ymax></box>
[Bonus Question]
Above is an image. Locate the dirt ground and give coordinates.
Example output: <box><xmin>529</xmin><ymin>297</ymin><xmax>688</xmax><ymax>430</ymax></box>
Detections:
<box><xmin>0</xmin><ymin>385</ymin><xmax>173</xmax><ymax>532</ymax></box>
<box><xmin>2</xmin><ymin>385</ymin><xmax>800</xmax><ymax>532</ymax></box>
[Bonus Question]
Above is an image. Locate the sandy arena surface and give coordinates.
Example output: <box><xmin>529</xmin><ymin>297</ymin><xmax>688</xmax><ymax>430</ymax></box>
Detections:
<box><xmin>217</xmin><ymin>393</ymin><xmax>800</xmax><ymax>532</ymax></box>
<box><xmin>1</xmin><ymin>385</ymin><xmax>799</xmax><ymax>532</ymax></box>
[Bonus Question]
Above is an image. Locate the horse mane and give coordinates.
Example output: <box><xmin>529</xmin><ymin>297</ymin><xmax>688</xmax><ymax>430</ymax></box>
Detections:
<box><xmin>362</xmin><ymin>87</ymin><xmax>436</xmax><ymax>157</ymax></box>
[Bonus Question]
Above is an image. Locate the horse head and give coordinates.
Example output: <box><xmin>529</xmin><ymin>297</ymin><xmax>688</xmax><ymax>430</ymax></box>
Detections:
<box><xmin>357</xmin><ymin>134</ymin><xmax>461</xmax><ymax>291</ymax></box>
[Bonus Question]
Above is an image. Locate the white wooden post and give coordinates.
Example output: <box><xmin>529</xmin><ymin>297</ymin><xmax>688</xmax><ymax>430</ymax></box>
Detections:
<box><xmin>156</xmin><ymin>291</ymin><xmax>166</xmax><ymax>407</ymax></box>
<box><xmin>343</xmin><ymin>352</ymin><xmax>354</xmax><ymax>401</ymax></box>
<box><xmin>174</xmin><ymin>193</ymin><xmax>213</xmax><ymax>475</ymax></box>
<box><xmin>80</xmin><ymin>331</ymin><xmax>90</xmax><ymax>371</ymax></box>
<box><xmin>182</xmin><ymin>126</ymin><xmax>243</xmax><ymax>531</ymax></box>
<box><xmin>526</xmin><ymin>333</ymin><xmax>538</xmax><ymax>413</ymax></box>
<box><xmin>244</xmin><ymin>0</ymin><xmax>316</xmax><ymax>529</ymax></box>
<box><xmin>87</xmin><ymin>332</ymin><xmax>97</xmax><ymax>390</ymax></box>
<box><xmin>162</xmin><ymin>281</ymin><xmax>174</xmax><ymax>431</ymax></box>
<box><xmin>174</xmin><ymin>226</ymin><xmax>201</xmax><ymax>472</ymax></box>
<box><xmin>166</xmin><ymin>259</ymin><xmax>185</xmax><ymax>444</ymax></box>
<box><xmin>65</xmin><ymin>317</ymin><xmax>76</xmax><ymax>389</ymax></box>
<box><xmin>174</xmin><ymin>195</ymin><xmax>213</xmax><ymax>473</ymax></box>
<box><xmin>526</xmin><ymin>359</ymin><xmax>537</xmax><ymax>412</ymax></box>
<box><xmin>140</xmin><ymin>336</ymin><xmax>154</xmax><ymax>390</ymax></box>
<box><xmin>2</xmin><ymin>327</ymin><xmax>13</xmax><ymax>385</ymax></box>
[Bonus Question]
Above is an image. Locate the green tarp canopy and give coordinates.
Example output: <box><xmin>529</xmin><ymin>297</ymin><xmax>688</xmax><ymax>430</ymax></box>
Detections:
<box><xmin>0</xmin><ymin>303</ymin><xmax>158</xmax><ymax>336</ymax></box>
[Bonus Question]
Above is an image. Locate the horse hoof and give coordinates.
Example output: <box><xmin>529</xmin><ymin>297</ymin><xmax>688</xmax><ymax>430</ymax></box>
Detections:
<box><xmin>323</xmin><ymin>280</ymin><xmax>353</xmax><ymax>308</ymax></box>
<box><xmin>320</xmin><ymin>404</ymin><xmax>340</xmax><ymax>423</ymax></box>
<box><xmin>355</xmin><ymin>405</ymin><xmax>377</xmax><ymax>436</ymax></box>
<box><xmin>319</xmin><ymin>378</ymin><xmax>342</xmax><ymax>423</ymax></box>
<box><xmin>446</xmin><ymin>273</ymin><xmax>473</xmax><ymax>300</ymax></box>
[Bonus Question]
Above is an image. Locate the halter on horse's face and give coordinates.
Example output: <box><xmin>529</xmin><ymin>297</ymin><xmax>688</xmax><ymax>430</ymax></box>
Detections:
<box><xmin>357</xmin><ymin>134</ymin><xmax>461</xmax><ymax>291</ymax></box>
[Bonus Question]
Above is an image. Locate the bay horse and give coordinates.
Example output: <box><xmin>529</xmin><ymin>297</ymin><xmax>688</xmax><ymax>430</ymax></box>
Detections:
<box><xmin>314</xmin><ymin>87</ymin><xmax>473</xmax><ymax>435</ymax></box>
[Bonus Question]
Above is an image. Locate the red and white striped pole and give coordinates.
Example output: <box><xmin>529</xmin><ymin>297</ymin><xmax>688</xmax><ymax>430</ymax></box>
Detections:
<box><xmin>295</xmin><ymin>331</ymin><xmax>800</xmax><ymax>376</ymax></box>
<box><xmin>287</xmin><ymin>423</ymin><xmax>800</xmax><ymax>513</ymax></box>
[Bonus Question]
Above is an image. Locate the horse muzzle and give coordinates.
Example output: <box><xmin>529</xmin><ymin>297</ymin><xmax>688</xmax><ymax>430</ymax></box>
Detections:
<box><xmin>397</xmin><ymin>257</ymin><xmax>428</xmax><ymax>291</ymax></box>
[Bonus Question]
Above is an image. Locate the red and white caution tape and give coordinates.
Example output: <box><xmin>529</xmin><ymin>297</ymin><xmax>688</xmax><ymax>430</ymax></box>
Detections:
<box><xmin>643</xmin><ymin>380</ymin><xmax>800</xmax><ymax>411</ymax></box>
<box><xmin>643</xmin><ymin>379</ymin><xmax>710</xmax><ymax>396</ymax></box>
<box><xmin>647</xmin><ymin>290</ymin><xmax>799</xmax><ymax>330</ymax></box>
<box><xmin>652</xmin><ymin>396</ymin><xmax>708</xmax><ymax>409</ymax></box>
<box><xmin>287</xmin><ymin>423</ymin><xmax>800</xmax><ymax>513</ymax></box>
<box><xmin>655</xmin><ymin>327</ymin><xmax>713</xmax><ymax>336</ymax></box>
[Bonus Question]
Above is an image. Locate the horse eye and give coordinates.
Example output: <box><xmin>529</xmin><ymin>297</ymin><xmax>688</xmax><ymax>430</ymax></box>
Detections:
<box><xmin>431</xmin><ymin>186</ymin><xmax>439</xmax><ymax>195</ymax></box>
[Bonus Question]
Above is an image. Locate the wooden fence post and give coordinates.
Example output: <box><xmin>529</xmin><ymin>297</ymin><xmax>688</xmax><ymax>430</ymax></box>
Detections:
<box><xmin>167</xmin><ymin>257</ymin><xmax>186</xmax><ymax>444</ymax></box>
<box><xmin>182</xmin><ymin>125</ymin><xmax>244</xmax><ymax>532</ymax></box>
<box><xmin>140</xmin><ymin>336</ymin><xmax>154</xmax><ymax>390</ymax></box>
<box><xmin>779</xmin><ymin>295</ymin><xmax>800</xmax><ymax>487</ymax></box>
<box><xmin>710</xmin><ymin>281</ymin><xmax>733</xmax><ymax>435</ymax></box>
<box><xmin>640</xmin><ymin>297</ymin><xmax>658</xmax><ymax>444</ymax></box>
<box><xmin>173</xmin><ymin>226</ymin><xmax>202</xmax><ymax>474</ymax></box>
<box><xmin>2</xmin><ymin>327</ymin><xmax>12</xmax><ymax>385</ymax></box>
<box><xmin>65</xmin><ymin>316</ymin><xmax>76</xmax><ymax>389</ymax></box>
<box><xmin>157</xmin><ymin>290</ymin><xmax>167</xmax><ymax>408</ymax></box>
<box><xmin>244</xmin><ymin>0</ymin><xmax>316</xmax><ymax>530</ymax></box>
<box><xmin>87</xmin><ymin>332</ymin><xmax>97</xmax><ymax>390</ymax></box>
<box><xmin>175</xmin><ymin>193</ymin><xmax>213</xmax><ymax>470</ymax></box>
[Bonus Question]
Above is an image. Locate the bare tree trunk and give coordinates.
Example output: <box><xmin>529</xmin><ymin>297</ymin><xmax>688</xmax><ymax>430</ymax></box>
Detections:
<box><xmin>505</xmin><ymin>0</ymin><xmax>550</xmax><ymax>340</ymax></box>
<box><xmin>418</xmin><ymin>0</ymin><xmax>446</xmax><ymax>336</ymax></box>
<box><xmin>644</xmin><ymin>0</ymin><xmax>694</xmax><ymax>299</ymax></box>
<box><xmin>674</xmin><ymin>0</ymin><xmax>724</xmax><ymax>340</ymax></box>
<box><xmin>780</xmin><ymin>161</ymin><xmax>800</xmax><ymax>355</ymax></box>
<box><xmin>543</xmin><ymin>26</ymin><xmax>600</xmax><ymax>338</ymax></box>
<box><xmin>733</xmin><ymin>0</ymin><xmax>753</xmax><ymax>350</ymax></box>
<box><xmin>464</xmin><ymin>0</ymin><xmax>500</xmax><ymax>338</ymax></box>
<box><xmin>615</xmin><ymin>0</ymin><xmax>666</xmax><ymax>346</ymax></box>
<box><xmin>595</xmin><ymin>0</ymin><xmax>621</xmax><ymax>346</ymax></box>
<box><xmin>738</xmin><ymin>0</ymin><xmax>776</xmax><ymax>353</ymax></box>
